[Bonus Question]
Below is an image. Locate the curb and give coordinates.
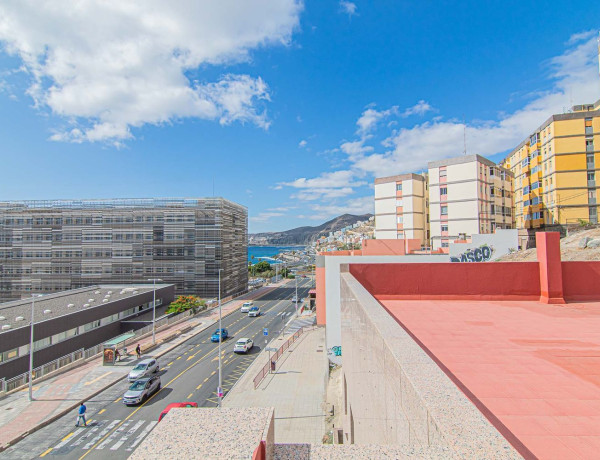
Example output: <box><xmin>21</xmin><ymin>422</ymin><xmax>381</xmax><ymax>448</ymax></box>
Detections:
<box><xmin>0</xmin><ymin>284</ymin><xmax>285</xmax><ymax>452</ymax></box>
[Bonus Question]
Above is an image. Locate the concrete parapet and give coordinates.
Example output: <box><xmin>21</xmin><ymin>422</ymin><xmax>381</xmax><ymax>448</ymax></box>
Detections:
<box><xmin>339</xmin><ymin>272</ymin><xmax>522</xmax><ymax>458</ymax></box>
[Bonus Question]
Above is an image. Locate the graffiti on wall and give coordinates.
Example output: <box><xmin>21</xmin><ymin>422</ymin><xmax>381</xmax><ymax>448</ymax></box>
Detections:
<box><xmin>328</xmin><ymin>346</ymin><xmax>342</xmax><ymax>357</ymax></box>
<box><xmin>450</xmin><ymin>244</ymin><xmax>494</xmax><ymax>263</ymax></box>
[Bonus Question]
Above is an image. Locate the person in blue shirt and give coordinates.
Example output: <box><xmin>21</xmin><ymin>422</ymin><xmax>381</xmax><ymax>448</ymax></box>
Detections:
<box><xmin>76</xmin><ymin>402</ymin><xmax>87</xmax><ymax>427</ymax></box>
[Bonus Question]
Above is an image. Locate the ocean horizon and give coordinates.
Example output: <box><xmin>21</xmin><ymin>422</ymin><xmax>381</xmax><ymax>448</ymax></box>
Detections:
<box><xmin>248</xmin><ymin>245</ymin><xmax>305</xmax><ymax>263</ymax></box>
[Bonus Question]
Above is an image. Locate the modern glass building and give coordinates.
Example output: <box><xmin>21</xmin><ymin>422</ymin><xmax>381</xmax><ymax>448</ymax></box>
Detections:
<box><xmin>0</xmin><ymin>198</ymin><xmax>247</xmax><ymax>301</ymax></box>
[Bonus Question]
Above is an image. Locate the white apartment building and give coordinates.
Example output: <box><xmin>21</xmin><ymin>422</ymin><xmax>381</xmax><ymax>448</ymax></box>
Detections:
<box><xmin>374</xmin><ymin>173</ymin><xmax>429</xmax><ymax>245</ymax></box>
<box><xmin>428</xmin><ymin>155</ymin><xmax>513</xmax><ymax>250</ymax></box>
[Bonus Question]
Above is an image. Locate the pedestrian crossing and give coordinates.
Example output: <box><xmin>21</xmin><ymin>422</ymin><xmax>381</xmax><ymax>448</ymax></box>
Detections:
<box><xmin>284</xmin><ymin>317</ymin><xmax>315</xmax><ymax>335</ymax></box>
<box><xmin>43</xmin><ymin>419</ymin><xmax>157</xmax><ymax>456</ymax></box>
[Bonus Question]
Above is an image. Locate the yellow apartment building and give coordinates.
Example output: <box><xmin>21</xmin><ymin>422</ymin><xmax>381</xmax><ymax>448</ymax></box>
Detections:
<box><xmin>502</xmin><ymin>99</ymin><xmax>600</xmax><ymax>231</ymax></box>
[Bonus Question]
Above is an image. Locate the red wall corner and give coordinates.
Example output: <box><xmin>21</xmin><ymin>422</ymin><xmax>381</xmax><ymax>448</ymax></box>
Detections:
<box><xmin>536</xmin><ymin>232</ymin><xmax>565</xmax><ymax>304</ymax></box>
<box><xmin>316</xmin><ymin>265</ymin><xmax>326</xmax><ymax>325</ymax></box>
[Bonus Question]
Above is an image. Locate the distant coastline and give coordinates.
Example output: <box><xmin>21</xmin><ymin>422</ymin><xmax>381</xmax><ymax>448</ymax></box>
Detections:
<box><xmin>247</xmin><ymin>245</ymin><xmax>305</xmax><ymax>263</ymax></box>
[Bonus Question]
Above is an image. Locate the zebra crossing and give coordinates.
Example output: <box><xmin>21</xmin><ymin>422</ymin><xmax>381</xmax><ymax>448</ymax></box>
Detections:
<box><xmin>283</xmin><ymin>316</ymin><xmax>315</xmax><ymax>335</ymax></box>
<box><xmin>44</xmin><ymin>419</ymin><xmax>157</xmax><ymax>456</ymax></box>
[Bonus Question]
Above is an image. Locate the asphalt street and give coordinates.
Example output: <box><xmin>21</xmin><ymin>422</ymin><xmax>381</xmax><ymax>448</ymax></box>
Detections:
<box><xmin>1</xmin><ymin>279</ymin><xmax>312</xmax><ymax>460</ymax></box>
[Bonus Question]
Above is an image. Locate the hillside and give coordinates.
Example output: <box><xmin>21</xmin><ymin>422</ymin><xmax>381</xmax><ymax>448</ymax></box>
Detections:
<box><xmin>496</xmin><ymin>227</ymin><xmax>600</xmax><ymax>261</ymax></box>
<box><xmin>249</xmin><ymin>213</ymin><xmax>373</xmax><ymax>246</ymax></box>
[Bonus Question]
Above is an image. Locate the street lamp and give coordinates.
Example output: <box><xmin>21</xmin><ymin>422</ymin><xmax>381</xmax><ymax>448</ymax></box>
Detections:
<box><xmin>28</xmin><ymin>293</ymin><xmax>44</xmax><ymax>401</ymax></box>
<box><xmin>217</xmin><ymin>268</ymin><xmax>224</xmax><ymax>408</ymax></box>
<box><xmin>148</xmin><ymin>278</ymin><xmax>162</xmax><ymax>345</ymax></box>
<box><xmin>295</xmin><ymin>274</ymin><xmax>299</xmax><ymax>317</ymax></box>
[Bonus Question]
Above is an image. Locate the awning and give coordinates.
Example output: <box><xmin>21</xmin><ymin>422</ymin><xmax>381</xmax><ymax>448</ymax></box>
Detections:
<box><xmin>103</xmin><ymin>332</ymin><xmax>136</xmax><ymax>347</ymax></box>
<box><xmin>309</xmin><ymin>289</ymin><xmax>317</xmax><ymax>295</ymax></box>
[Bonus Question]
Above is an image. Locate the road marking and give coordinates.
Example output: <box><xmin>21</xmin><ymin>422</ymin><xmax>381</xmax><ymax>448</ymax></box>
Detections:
<box><xmin>80</xmin><ymin>420</ymin><xmax>120</xmax><ymax>449</ymax></box>
<box><xmin>187</xmin><ymin>393</ymin><xmax>193</xmax><ymax>398</ymax></box>
<box><xmin>114</xmin><ymin>397</ymin><xmax>121</xmax><ymax>403</ymax></box>
<box><xmin>168</xmin><ymin>361</ymin><xmax>174</xmax><ymax>366</ymax></box>
<box><xmin>98</xmin><ymin>409</ymin><xmax>106</xmax><ymax>415</ymax></box>
<box><xmin>176</xmin><ymin>356</ymin><xmax>181</xmax><ymax>360</ymax></box>
<box><xmin>61</xmin><ymin>432</ymin><xmax>74</xmax><ymax>442</ymax></box>
<box><xmin>78</xmin><ymin>291</ymin><xmax>291</xmax><ymax>460</ymax></box>
<box><xmin>186</xmin><ymin>355</ymin><xmax>194</xmax><ymax>361</ymax></box>
<box><xmin>84</xmin><ymin>372</ymin><xmax>112</xmax><ymax>386</ymax></box>
<box><xmin>96</xmin><ymin>420</ymin><xmax>133</xmax><ymax>450</ymax></box>
<box><xmin>39</xmin><ymin>448</ymin><xmax>52</xmax><ymax>457</ymax></box>
<box><xmin>110</xmin><ymin>420</ymin><xmax>145</xmax><ymax>450</ymax></box>
<box><xmin>203</xmin><ymin>377</ymin><xmax>209</xmax><ymax>383</ymax></box>
<box><xmin>196</xmin><ymin>383</ymin><xmax>202</xmax><ymax>390</ymax></box>
<box><xmin>126</xmin><ymin>421</ymin><xmax>158</xmax><ymax>451</ymax></box>
<box><xmin>211</xmin><ymin>370</ymin><xmax>216</xmax><ymax>376</ymax></box>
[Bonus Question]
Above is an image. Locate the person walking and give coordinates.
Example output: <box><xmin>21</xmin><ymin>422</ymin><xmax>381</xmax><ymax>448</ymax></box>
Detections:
<box><xmin>135</xmin><ymin>344</ymin><xmax>141</xmax><ymax>359</ymax></box>
<box><xmin>115</xmin><ymin>349</ymin><xmax>121</xmax><ymax>362</ymax></box>
<box><xmin>76</xmin><ymin>402</ymin><xmax>87</xmax><ymax>427</ymax></box>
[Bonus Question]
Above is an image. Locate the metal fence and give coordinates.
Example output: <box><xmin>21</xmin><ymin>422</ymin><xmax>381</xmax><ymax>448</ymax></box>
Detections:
<box><xmin>253</xmin><ymin>327</ymin><xmax>304</xmax><ymax>389</ymax></box>
<box><xmin>0</xmin><ymin>308</ymin><xmax>197</xmax><ymax>395</ymax></box>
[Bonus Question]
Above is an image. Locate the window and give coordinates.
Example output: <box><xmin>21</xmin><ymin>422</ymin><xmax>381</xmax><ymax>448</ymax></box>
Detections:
<box><xmin>396</xmin><ymin>216</ymin><xmax>403</xmax><ymax>224</ymax></box>
<box><xmin>439</xmin><ymin>168</ymin><xmax>447</xmax><ymax>178</ymax></box>
<box><xmin>523</xmin><ymin>185</ymin><xmax>530</xmax><ymax>195</ymax></box>
<box><xmin>441</xmin><ymin>225</ymin><xmax>448</xmax><ymax>232</ymax></box>
<box><xmin>441</xmin><ymin>242</ymin><xmax>449</xmax><ymax>248</ymax></box>
<box><xmin>586</xmin><ymin>139</ymin><xmax>594</xmax><ymax>152</ymax></box>
<box><xmin>585</xmin><ymin>118</ymin><xmax>593</xmax><ymax>135</ymax></box>
<box><xmin>396</xmin><ymin>183</ymin><xmax>402</xmax><ymax>191</ymax></box>
<box><xmin>441</xmin><ymin>206</ymin><xmax>448</xmax><ymax>215</ymax></box>
<box><xmin>588</xmin><ymin>172</ymin><xmax>596</xmax><ymax>182</ymax></box>
<box><xmin>587</xmin><ymin>154</ymin><xmax>595</xmax><ymax>168</ymax></box>
<box><xmin>395</xmin><ymin>199</ymin><xmax>403</xmax><ymax>207</ymax></box>
<box><xmin>490</xmin><ymin>187</ymin><xmax>495</xmax><ymax>197</ymax></box>
<box><xmin>440</xmin><ymin>187</ymin><xmax>447</xmax><ymax>195</ymax></box>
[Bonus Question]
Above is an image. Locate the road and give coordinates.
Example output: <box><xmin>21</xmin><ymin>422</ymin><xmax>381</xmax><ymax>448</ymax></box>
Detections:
<box><xmin>1</xmin><ymin>279</ymin><xmax>313</xmax><ymax>460</ymax></box>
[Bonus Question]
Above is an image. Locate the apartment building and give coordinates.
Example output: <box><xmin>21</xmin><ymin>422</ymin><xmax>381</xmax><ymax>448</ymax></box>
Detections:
<box><xmin>0</xmin><ymin>198</ymin><xmax>247</xmax><ymax>301</ymax></box>
<box><xmin>428</xmin><ymin>155</ymin><xmax>513</xmax><ymax>250</ymax></box>
<box><xmin>502</xmin><ymin>99</ymin><xmax>600</xmax><ymax>231</ymax></box>
<box><xmin>374</xmin><ymin>173</ymin><xmax>428</xmax><ymax>245</ymax></box>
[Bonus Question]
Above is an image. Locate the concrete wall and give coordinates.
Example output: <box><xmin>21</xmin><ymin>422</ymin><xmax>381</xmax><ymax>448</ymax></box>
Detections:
<box><xmin>339</xmin><ymin>272</ymin><xmax>520</xmax><ymax>457</ymax></box>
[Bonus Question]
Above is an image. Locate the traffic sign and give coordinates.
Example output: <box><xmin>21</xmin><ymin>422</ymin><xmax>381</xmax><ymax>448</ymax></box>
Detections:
<box><xmin>263</xmin><ymin>328</ymin><xmax>268</xmax><ymax>336</ymax></box>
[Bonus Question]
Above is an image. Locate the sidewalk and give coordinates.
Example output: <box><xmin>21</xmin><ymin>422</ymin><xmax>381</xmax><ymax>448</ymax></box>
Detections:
<box><xmin>223</xmin><ymin>323</ymin><xmax>328</xmax><ymax>444</ymax></box>
<box><xmin>0</xmin><ymin>282</ymin><xmax>285</xmax><ymax>451</ymax></box>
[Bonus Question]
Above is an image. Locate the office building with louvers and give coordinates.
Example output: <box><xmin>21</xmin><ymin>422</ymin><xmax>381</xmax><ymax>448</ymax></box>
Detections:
<box><xmin>0</xmin><ymin>198</ymin><xmax>247</xmax><ymax>302</ymax></box>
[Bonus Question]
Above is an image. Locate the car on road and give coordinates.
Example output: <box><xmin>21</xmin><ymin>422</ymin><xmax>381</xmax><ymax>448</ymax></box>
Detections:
<box><xmin>240</xmin><ymin>301</ymin><xmax>254</xmax><ymax>313</ymax></box>
<box><xmin>292</xmin><ymin>296</ymin><xmax>298</xmax><ymax>303</ymax></box>
<box><xmin>248</xmin><ymin>306</ymin><xmax>261</xmax><ymax>317</ymax></box>
<box><xmin>211</xmin><ymin>328</ymin><xmax>228</xmax><ymax>342</ymax></box>
<box><xmin>123</xmin><ymin>376</ymin><xmax>161</xmax><ymax>405</ymax></box>
<box><xmin>158</xmin><ymin>402</ymin><xmax>198</xmax><ymax>422</ymax></box>
<box><xmin>233</xmin><ymin>338</ymin><xmax>254</xmax><ymax>353</ymax></box>
<box><xmin>128</xmin><ymin>358</ymin><xmax>159</xmax><ymax>382</ymax></box>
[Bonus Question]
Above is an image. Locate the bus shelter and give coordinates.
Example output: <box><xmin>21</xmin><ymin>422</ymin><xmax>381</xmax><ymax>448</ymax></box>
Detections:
<box><xmin>103</xmin><ymin>332</ymin><xmax>135</xmax><ymax>365</ymax></box>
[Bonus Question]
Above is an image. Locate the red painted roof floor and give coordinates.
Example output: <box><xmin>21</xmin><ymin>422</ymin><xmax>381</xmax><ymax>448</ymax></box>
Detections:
<box><xmin>379</xmin><ymin>298</ymin><xmax>600</xmax><ymax>460</ymax></box>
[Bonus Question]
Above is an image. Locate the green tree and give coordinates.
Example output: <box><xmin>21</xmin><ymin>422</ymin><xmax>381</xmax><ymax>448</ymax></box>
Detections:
<box><xmin>254</xmin><ymin>260</ymin><xmax>271</xmax><ymax>273</ymax></box>
<box><xmin>166</xmin><ymin>295</ymin><xmax>205</xmax><ymax>314</ymax></box>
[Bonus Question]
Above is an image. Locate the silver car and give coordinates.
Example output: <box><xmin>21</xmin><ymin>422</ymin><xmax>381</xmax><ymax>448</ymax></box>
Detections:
<box><xmin>128</xmin><ymin>358</ymin><xmax>159</xmax><ymax>382</ymax></box>
<box><xmin>240</xmin><ymin>301</ymin><xmax>253</xmax><ymax>313</ymax></box>
<box><xmin>123</xmin><ymin>376</ymin><xmax>161</xmax><ymax>405</ymax></box>
<box><xmin>248</xmin><ymin>306</ymin><xmax>260</xmax><ymax>317</ymax></box>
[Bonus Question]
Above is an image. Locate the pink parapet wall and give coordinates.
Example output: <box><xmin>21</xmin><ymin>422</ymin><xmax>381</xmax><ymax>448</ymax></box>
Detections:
<box><xmin>316</xmin><ymin>264</ymin><xmax>326</xmax><ymax>325</ymax></box>
<box><xmin>362</xmin><ymin>238</ymin><xmax>421</xmax><ymax>255</ymax></box>
<box><xmin>536</xmin><ymin>232</ymin><xmax>565</xmax><ymax>304</ymax></box>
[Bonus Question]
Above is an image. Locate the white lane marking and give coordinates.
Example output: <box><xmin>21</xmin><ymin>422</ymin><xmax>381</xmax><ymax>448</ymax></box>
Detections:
<box><xmin>52</xmin><ymin>429</ymin><xmax>87</xmax><ymax>450</ymax></box>
<box><xmin>82</xmin><ymin>420</ymin><xmax>121</xmax><ymax>449</ymax></box>
<box><xmin>110</xmin><ymin>420</ymin><xmax>145</xmax><ymax>450</ymax></box>
<box><xmin>126</xmin><ymin>421</ymin><xmax>158</xmax><ymax>452</ymax></box>
<box><xmin>95</xmin><ymin>420</ymin><xmax>132</xmax><ymax>450</ymax></box>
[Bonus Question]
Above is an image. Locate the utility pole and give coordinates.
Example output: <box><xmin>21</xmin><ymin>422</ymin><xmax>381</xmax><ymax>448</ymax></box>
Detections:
<box><xmin>28</xmin><ymin>294</ymin><xmax>43</xmax><ymax>401</ymax></box>
<box><xmin>148</xmin><ymin>278</ymin><xmax>162</xmax><ymax>345</ymax></box>
<box><xmin>218</xmin><ymin>268</ymin><xmax>223</xmax><ymax>408</ymax></box>
<box><xmin>295</xmin><ymin>274</ymin><xmax>299</xmax><ymax>317</ymax></box>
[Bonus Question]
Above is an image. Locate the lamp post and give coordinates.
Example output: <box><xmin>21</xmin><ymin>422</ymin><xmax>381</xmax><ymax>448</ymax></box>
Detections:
<box><xmin>295</xmin><ymin>274</ymin><xmax>299</xmax><ymax>317</ymax></box>
<box><xmin>28</xmin><ymin>293</ymin><xmax>44</xmax><ymax>401</ymax></box>
<box><xmin>148</xmin><ymin>278</ymin><xmax>162</xmax><ymax>345</ymax></box>
<box><xmin>218</xmin><ymin>268</ymin><xmax>224</xmax><ymax>408</ymax></box>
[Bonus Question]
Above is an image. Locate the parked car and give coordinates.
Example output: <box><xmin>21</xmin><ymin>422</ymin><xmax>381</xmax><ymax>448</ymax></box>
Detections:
<box><xmin>211</xmin><ymin>328</ymin><xmax>228</xmax><ymax>342</ymax></box>
<box><xmin>158</xmin><ymin>402</ymin><xmax>198</xmax><ymax>422</ymax></box>
<box><xmin>123</xmin><ymin>376</ymin><xmax>161</xmax><ymax>405</ymax></box>
<box><xmin>128</xmin><ymin>358</ymin><xmax>159</xmax><ymax>382</ymax></box>
<box><xmin>240</xmin><ymin>301</ymin><xmax>254</xmax><ymax>313</ymax></box>
<box><xmin>248</xmin><ymin>306</ymin><xmax>261</xmax><ymax>317</ymax></box>
<box><xmin>291</xmin><ymin>296</ymin><xmax>298</xmax><ymax>303</ymax></box>
<box><xmin>233</xmin><ymin>338</ymin><xmax>254</xmax><ymax>353</ymax></box>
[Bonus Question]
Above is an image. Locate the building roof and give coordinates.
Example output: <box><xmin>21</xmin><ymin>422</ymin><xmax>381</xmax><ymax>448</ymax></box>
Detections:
<box><xmin>428</xmin><ymin>154</ymin><xmax>512</xmax><ymax>172</ymax></box>
<box><xmin>0</xmin><ymin>284</ymin><xmax>172</xmax><ymax>334</ymax></box>
<box><xmin>374</xmin><ymin>173</ymin><xmax>426</xmax><ymax>185</ymax></box>
<box><xmin>380</xmin><ymin>297</ymin><xmax>600</xmax><ymax>459</ymax></box>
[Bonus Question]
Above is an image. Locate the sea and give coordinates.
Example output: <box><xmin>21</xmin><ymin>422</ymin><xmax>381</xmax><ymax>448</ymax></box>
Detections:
<box><xmin>248</xmin><ymin>245</ymin><xmax>305</xmax><ymax>264</ymax></box>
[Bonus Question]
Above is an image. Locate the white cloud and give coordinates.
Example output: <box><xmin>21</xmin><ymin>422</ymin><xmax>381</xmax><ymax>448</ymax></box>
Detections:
<box><xmin>401</xmin><ymin>100</ymin><xmax>434</xmax><ymax>117</ymax></box>
<box><xmin>250</xmin><ymin>211</ymin><xmax>285</xmax><ymax>223</ymax></box>
<box><xmin>292</xmin><ymin>187</ymin><xmax>355</xmax><ymax>201</ymax></box>
<box><xmin>0</xmin><ymin>0</ymin><xmax>302</xmax><ymax>143</ymax></box>
<box><xmin>281</xmin><ymin>170</ymin><xmax>364</xmax><ymax>189</ymax></box>
<box><xmin>308</xmin><ymin>195</ymin><xmax>373</xmax><ymax>221</ymax></box>
<box><xmin>356</xmin><ymin>106</ymin><xmax>398</xmax><ymax>135</ymax></box>
<box><xmin>299</xmin><ymin>139</ymin><xmax>308</xmax><ymax>148</ymax></box>
<box><xmin>339</xmin><ymin>1</ymin><xmax>357</xmax><ymax>16</ymax></box>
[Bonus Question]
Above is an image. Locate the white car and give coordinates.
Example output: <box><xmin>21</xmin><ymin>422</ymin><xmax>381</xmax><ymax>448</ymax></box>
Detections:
<box><xmin>234</xmin><ymin>338</ymin><xmax>254</xmax><ymax>353</ymax></box>
<box><xmin>128</xmin><ymin>358</ymin><xmax>159</xmax><ymax>382</ymax></box>
<box><xmin>291</xmin><ymin>296</ymin><xmax>298</xmax><ymax>303</ymax></box>
<box><xmin>240</xmin><ymin>301</ymin><xmax>254</xmax><ymax>313</ymax></box>
<box><xmin>248</xmin><ymin>306</ymin><xmax>261</xmax><ymax>317</ymax></box>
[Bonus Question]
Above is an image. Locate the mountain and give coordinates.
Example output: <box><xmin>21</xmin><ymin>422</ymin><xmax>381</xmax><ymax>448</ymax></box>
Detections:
<box><xmin>249</xmin><ymin>213</ymin><xmax>373</xmax><ymax>246</ymax></box>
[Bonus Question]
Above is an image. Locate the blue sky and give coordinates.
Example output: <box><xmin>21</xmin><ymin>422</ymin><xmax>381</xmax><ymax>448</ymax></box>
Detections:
<box><xmin>0</xmin><ymin>1</ymin><xmax>599</xmax><ymax>232</ymax></box>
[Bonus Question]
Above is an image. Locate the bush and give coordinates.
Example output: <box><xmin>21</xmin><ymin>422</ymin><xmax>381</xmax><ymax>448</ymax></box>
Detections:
<box><xmin>166</xmin><ymin>295</ymin><xmax>205</xmax><ymax>314</ymax></box>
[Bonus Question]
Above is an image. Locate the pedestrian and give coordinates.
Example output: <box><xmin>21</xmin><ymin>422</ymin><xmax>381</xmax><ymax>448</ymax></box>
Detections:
<box><xmin>115</xmin><ymin>349</ymin><xmax>121</xmax><ymax>362</ymax></box>
<box><xmin>135</xmin><ymin>344</ymin><xmax>141</xmax><ymax>359</ymax></box>
<box><xmin>76</xmin><ymin>402</ymin><xmax>87</xmax><ymax>427</ymax></box>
